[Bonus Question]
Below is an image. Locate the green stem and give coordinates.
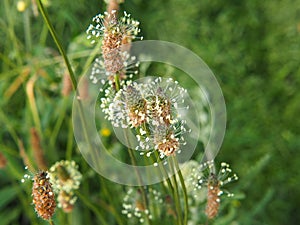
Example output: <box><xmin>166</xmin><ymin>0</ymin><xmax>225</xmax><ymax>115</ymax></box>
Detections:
<box><xmin>36</xmin><ymin>0</ymin><xmax>77</xmax><ymax>90</ymax></box>
<box><xmin>127</xmin><ymin>141</ymin><xmax>152</xmax><ymax>225</ymax></box>
<box><xmin>24</xmin><ymin>7</ymin><xmax>32</xmax><ymax>52</ymax></box>
<box><xmin>151</xmin><ymin>151</ymin><xmax>173</xmax><ymax>194</ymax></box>
<box><xmin>76</xmin><ymin>191</ymin><xmax>109</xmax><ymax>225</ymax></box>
<box><xmin>99</xmin><ymin>177</ymin><xmax>125</xmax><ymax>225</ymax></box>
<box><xmin>36</xmin><ymin>4</ymin><xmax>112</xmax><ymax>225</ymax></box>
<box><xmin>66</xmin><ymin>117</ymin><xmax>74</xmax><ymax>160</ymax></box>
<box><xmin>48</xmin><ymin>219</ymin><xmax>54</xmax><ymax>225</ymax></box>
<box><xmin>174</xmin><ymin>157</ymin><xmax>189</xmax><ymax>225</ymax></box>
<box><xmin>115</xmin><ymin>76</ymin><xmax>151</xmax><ymax>225</ymax></box>
<box><xmin>49</xmin><ymin>97</ymin><xmax>69</xmax><ymax>148</ymax></box>
<box><xmin>36</xmin><ymin>0</ymin><xmax>95</xmax><ymax>163</ymax></box>
<box><xmin>150</xmin><ymin>153</ymin><xmax>179</xmax><ymax>225</ymax></box>
<box><xmin>39</xmin><ymin>23</ymin><xmax>49</xmax><ymax>46</ymax></box>
<box><xmin>114</xmin><ymin>74</ymin><xmax>120</xmax><ymax>91</ymax></box>
<box><xmin>169</xmin><ymin>157</ymin><xmax>183</xmax><ymax>225</ymax></box>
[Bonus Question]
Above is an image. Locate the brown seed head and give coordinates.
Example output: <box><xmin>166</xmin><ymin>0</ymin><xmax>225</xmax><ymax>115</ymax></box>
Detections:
<box><xmin>32</xmin><ymin>171</ymin><xmax>56</xmax><ymax>220</ymax></box>
<box><xmin>156</xmin><ymin>133</ymin><xmax>179</xmax><ymax>156</ymax></box>
<box><xmin>148</xmin><ymin>94</ymin><xmax>172</xmax><ymax>125</ymax></box>
<box><xmin>205</xmin><ymin>174</ymin><xmax>221</xmax><ymax>220</ymax></box>
<box><xmin>102</xmin><ymin>28</ymin><xmax>124</xmax><ymax>74</ymax></box>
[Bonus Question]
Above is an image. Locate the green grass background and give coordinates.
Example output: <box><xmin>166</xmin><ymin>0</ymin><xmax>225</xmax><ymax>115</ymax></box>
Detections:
<box><xmin>1</xmin><ymin>0</ymin><xmax>299</xmax><ymax>224</ymax></box>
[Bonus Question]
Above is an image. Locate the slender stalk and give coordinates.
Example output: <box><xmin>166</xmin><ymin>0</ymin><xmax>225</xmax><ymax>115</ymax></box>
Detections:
<box><xmin>36</xmin><ymin>0</ymin><xmax>98</xmax><ymax>166</ymax></box>
<box><xmin>150</xmin><ymin>153</ymin><xmax>179</xmax><ymax>225</ymax></box>
<box><xmin>48</xmin><ymin>219</ymin><xmax>54</xmax><ymax>225</ymax></box>
<box><xmin>49</xmin><ymin>97</ymin><xmax>69</xmax><ymax>147</ymax></box>
<box><xmin>36</xmin><ymin>3</ymin><xmax>112</xmax><ymax>225</ymax></box>
<box><xmin>174</xmin><ymin>157</ymin><xmax>189</xmax><ymax>225</ymax></box>
<box><xmin>66</xmin><ymin>117</ymin><xmax>74</xmax><ymax>160</ymax></box>
<box><xmin>114</xmin><ymin>74</ymin><xmax>120</xmax><ymax>91</ymax></box>
<box><xmin>151</xmin><ymin>151</ymin><xmax>174</xmax><ymax>194</ymax></box>
<box><xmin>76</xmin><ymin>191</ymin><xmax>109</xmax><ymax>225</ymax></box>
<box><xmin>36</xmin><ymin>0</ymin><xmax>96</xmax><ymax>159</ymax></box>
<box><xmin>114</xmin><ymin>73</ymin><xmax>151</xmax><ymax>225</ymax></box>
<box><xmin>126</xmin><ymin>134</ymin><xmax>152</xmax><ymax>225</ymax></box>
<box><xmin>99</xmin><ymin>177</ymin><xmax>125</xmax><ymax>225</ymax></box>
<box><xmin>169</xmin><ymin>157</ymin><xmax>183</xmax><ymax>225</ymax></box>
<box><xmin>24</xmin><ymin>7</ymin><xmax>32</xmax><ymax>52</ymax></box>
<box><xmin>36</xmin><ymin>0</ymin><xmax>77</xmax><ymax>90</ymax></box>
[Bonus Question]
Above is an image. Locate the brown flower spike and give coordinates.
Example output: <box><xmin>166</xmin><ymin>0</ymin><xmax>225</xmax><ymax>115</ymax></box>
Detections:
<box><xmin>205</xmin><ymin>173</ymin><xmax>221</xmax><ymax>220</ymax></box>
<box><xmin>32</xmin><ymin>171</ymin><xmax>56</xmax><ymax>220</ymax></box>
<box><xmin>87</xmin><ymin>11</ymin><xmax>141</xmax><ymax>84</ymax></box>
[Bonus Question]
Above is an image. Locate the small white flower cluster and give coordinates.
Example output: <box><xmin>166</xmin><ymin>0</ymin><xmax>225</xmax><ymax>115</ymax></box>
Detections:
<box><xmin>89</xmin><ymin>52</ymin><xmax>139</xmax><ymax>84</ymax></box>
<box><xmin>188</xmin><ymin>160</ymin><xmax>238</xmax><ymax>198</ymax></box>
<box><xmin>86</xmin><ymin>11</ymin><xmax>141</xmax><ymax>45</ymax></box>
<box><xmin>121</xmin><ymin>187</ymin><xmax>163</xmax><ymax>223</ymax></box>
<box><xmin>49</xmin><ymin>160</ymin><xmax>82</xmax><ymax>211</ymax></box>
<box><xmin>87</xmin><ymin>10</ymin><xmax>141</xmax><ymax>82</ymax></box>
<box><xmin>87</xmin><ymin>11</ymin><xmax>191</xmax><ymax>162</ymax></box>
<box><xmin>102</xmin><ymin>77</ymin><xmax>191</xmax><ymax>160</ymax></box>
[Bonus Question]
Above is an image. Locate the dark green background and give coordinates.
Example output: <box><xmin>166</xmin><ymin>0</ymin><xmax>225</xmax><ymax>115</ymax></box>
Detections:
<box><xmin>1</xmin><ymin>0</ymin><xmax>299</xmax><ymax>224</ymax></box>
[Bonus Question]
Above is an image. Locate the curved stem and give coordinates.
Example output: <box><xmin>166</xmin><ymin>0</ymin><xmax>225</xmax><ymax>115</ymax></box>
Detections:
<box><xmin>169</xmin><ymin>157</ymin><xmax>182</xmax><ymax>225</ymax></box>
<box><xmin>99</xmin><ymin>176</ymin><xmax>125</xmax><ymax>225</ymax></box>
<box><xmin>36</xmin><ymin>0</ymin><xmax>77</xmax><ymax>90</ymax></box>
<box><xmin>76</xmin><ymin>191</ymin><xmax>109</xmax><ymax>225</ymax></box>
<box><xmin>125</xmin><ymin>127</ymin><xmax>152</xmax><ymax>225</ymax></box>
<box><xmin>174</xmin><ymin>157</ymin><xmax>189</xmax><ymax>225</ymax></box>
<box><xmin>114</xmin><ymin>74</ymin><xmax>151</xmax><ymax>225</ymax></box>
<box><xmin>36</xmin><ymin>3</ymin><xmax>111</xmax><ymax>225</ymax></box>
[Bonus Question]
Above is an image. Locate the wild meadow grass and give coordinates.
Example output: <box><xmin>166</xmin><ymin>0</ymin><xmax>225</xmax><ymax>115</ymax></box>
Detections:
<box><xmin>1</xmin><ymin>0</ymin><xmax>300</xmax><ymax>225</ymax></box>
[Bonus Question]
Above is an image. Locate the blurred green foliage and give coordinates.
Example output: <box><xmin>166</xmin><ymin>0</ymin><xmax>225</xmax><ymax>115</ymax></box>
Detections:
<box><xmin>0</xmin><ymin>0</ymin><xmax>299</xmax><ymax>224</ymax></box>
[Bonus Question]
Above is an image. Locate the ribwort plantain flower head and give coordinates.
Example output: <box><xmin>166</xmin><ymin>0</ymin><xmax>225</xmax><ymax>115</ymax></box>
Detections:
<box><xmin>122</xmin><ymin>187</ymin><xmax>162</xmax><ymax>223</ymax></box>
<box><xmin>57</xmin><ymin>191</ymin><xmax>77</xmax><ymax>213</ymax></box>
<box><xmin>87</xmin><ymin>11</ymin><xmax>141</xmax><ymax>82</ymax></box>
<box><xmin>105</xmin><ymin>81</ymin><xmax>147</xmax><ymax>128</ymax></box>
<box><xmin>49</xmin><ymin>160</ymin><xmax>82</xmax><ymax>193</ymax></box>
<box><xmin>86</xmin><ymin>11</ymin><xmax>141</xmax><ymax>46</ymax></box>
<box><xmin>49</xmin><ymin>160</ymin><xmax>82</xmax><ymax>212</ymax></box>
<box><xmin>137</xmin><ymin>77</ymin><xmax>191</xmax><ymax>159</ymax></box>
<box><xmin>103</xmin><ymin>77</ymin><xmax>191</xmax><ymax>161</ymax></box>
<box><xmin>90</xmin><ymin>52</ymin><xmax>139</xmax><ymax>84</ymax></box>
<box><xmin>32</xmin><ymin>171</ymin><xmax>56</xmax><ymax>220</ymax></box>
<box><xmin>188</xmin><ymin>161</ymin><xmax>238</xmax><ymax>219</ymax></box>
